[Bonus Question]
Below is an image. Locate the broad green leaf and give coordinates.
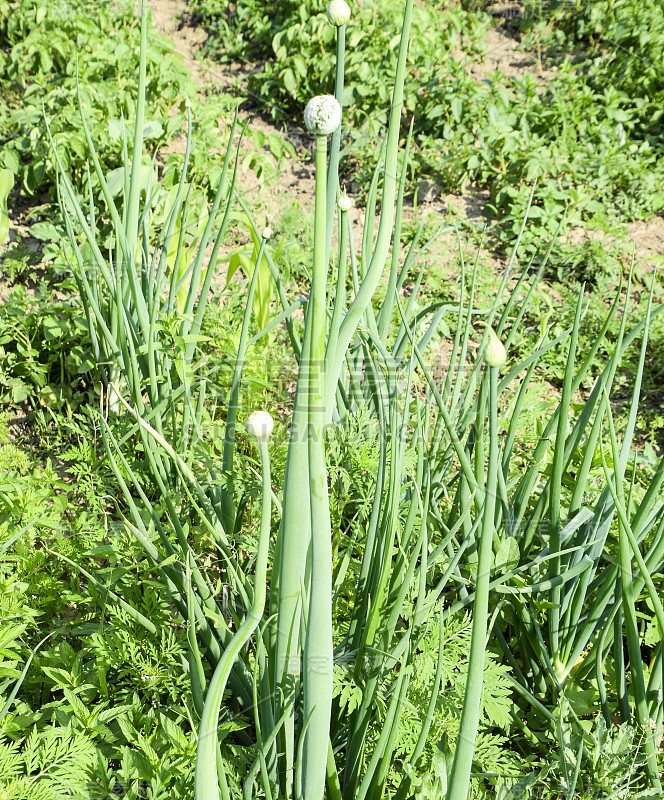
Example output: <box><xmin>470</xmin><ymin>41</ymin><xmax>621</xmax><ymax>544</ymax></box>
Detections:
<box><xmin>1</xmin><ymin>150</ymin><xmax>19</xmax><ymax>175</ymax></box>
<box><xmin>108</xmin><ymin>119</ymin><xmax>163</xmax><ymax>140</ymax></box>
<box><xmin>159</xmin><ymin>713</ymin><xmax>188</xmax><ymax>749</ymax></box>
<box><xmin>225</xmin><ymin>251</ymin><xmax>249</xmax><ymax>290</ymax></box>
<box><xmin>43</xmin><ymin>316</ymin><xmax>69</xmax><ymax>341</ymax></box>
<box><xmin>8</xmin><ymin>379</ymin><xmax>29</xmax><ymax>404</ymax></box>
<box><xmin>30</xmin><ymin>221</ymin><xmax>60</xmax><ymax>241</ymax></box>
<box><xmin>105</xmin><ymin>164</ymin><xmax>156</xmax><ymax>198</ymax></box>
<box><xmin>142</xmin><ymin>120</ymin><xmax>164</xmax><ymax>139</ymax></box>
<box><xmin>108</xmin><ymin>118</ymin><xmax>126</xmax><ymax>140</ymax></box>
<box><xmin>0</xmin><ymin>168</ymin><xmax>14</xmax><ymax>246</ymax></box>
<box><xmin>282</xmin><ymin>68</ymin><xmax>296</xmax><ymax>95</ymax></box>
<box><xmin>495</xmin><ymin>536</ymin><xmax>520</xmax><ymax>572</ymax></box>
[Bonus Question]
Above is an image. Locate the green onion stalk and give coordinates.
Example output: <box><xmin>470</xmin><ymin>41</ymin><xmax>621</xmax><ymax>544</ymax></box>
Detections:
<box><xmin>604</xmin><ymin>405</ymin><xmax>663</xmax><ymax>790</ymax></box>
<box><xmin>270</xmin><ymin>0</ymin><xmax>415</xmax><ymax>783</ymax></box>
<box><xmin>49</xmin><ymin>0</ymin><xmax>239</xmax><ymax>457</ymax></box>
<box><xmin>269</xmin><ymin>94</ymin><xmax>342</xmax><ymax>799</ymax></box>
<box><xmin>322</xmin><ymin>0</ymin><xmax>414</xmax><ymax>418</ymax></box>
<box><xmin>303</xmin><ymin>94</ymin><xmax>340</xmax><ymax>800</ymax></box>
<box><xmin>325</xmin><ymin>0</ymin><xmax>350</xmax><ymax>267</ymax></box>
<box><xmin>195</xmin><ymin>411</ymin><xmax>274</xmax><ymax>800</ymax></box>
<box><xmin>446</xmin><ymin>328</ymin><xmax>506</xmax><ymax>800</ymax></box>
<box><xmin>601</xmin><ymin>275</ymin><xmax>663</xmax><ymax>791</ymax></box>
<box><xmin>270</xmin><ymin>298</ymin><xmax>313</xmax><ymax>797</ymax></box>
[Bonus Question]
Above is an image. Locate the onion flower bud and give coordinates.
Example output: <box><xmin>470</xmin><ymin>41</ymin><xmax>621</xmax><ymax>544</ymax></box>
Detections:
<box><xmin>304</xmin><ymin>95</ymin><xmax>342</xmax><ymax>136</ymax></box>
<box><xmin>262</xmin><ymin>225</ymin><xmax>273</xmax><ymax>240</ymax></box>
<box><xmin>327</xmin><ymin>0</ymin><xmax>351</xmax><ymax>26</ymax></box>
<box><xmin>246</xmin><ymin>411</ymin><xmax>274</xmax><ymax>442</ymax></box>
<box><xmin>337</xmin><ymin>191</ymin><xmax>353</xmax><ymax>212</ymax></box>
<box><xmin>484</xmin><ymin>327</ymin><xmax>507</xmax><ymax>368</ymax></box>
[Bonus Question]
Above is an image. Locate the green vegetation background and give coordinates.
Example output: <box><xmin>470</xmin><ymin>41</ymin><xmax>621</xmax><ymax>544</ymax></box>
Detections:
<box><xmin>0</xmin><ymin>0</ymin><xmax>663</xmax><ymax>798</ymax></box>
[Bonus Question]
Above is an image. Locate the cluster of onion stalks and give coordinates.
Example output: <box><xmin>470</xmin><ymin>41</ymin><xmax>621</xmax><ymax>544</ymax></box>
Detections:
<box><xmin>44</xmin><ymin>0</ymin><xmax>664</xmax><ymax>798</ymax></box>
<box><xmin>192</xmin><ymin>0</ymin><xmax>513</xmax><ymax>791</ymax></box>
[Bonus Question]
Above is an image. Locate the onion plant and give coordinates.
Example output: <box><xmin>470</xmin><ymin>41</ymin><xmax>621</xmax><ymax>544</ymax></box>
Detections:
<box><xmin>48</xmin><ymin>0</ymin><xmax>240</xmax><ymax>463</ymax></box>
<box><xmin>55</xmin><ymin>0</ymin><xmax>664</xmax><ymax>798</ymax></box>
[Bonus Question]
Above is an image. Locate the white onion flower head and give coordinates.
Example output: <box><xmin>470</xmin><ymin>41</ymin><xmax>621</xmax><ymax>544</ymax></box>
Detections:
<box><xmin>304</xmin><ymin>95</ymin><xmax>342</xmax><ymax>136</ymax></box>
<box><xmin>262</xmin><ymin>226</ymin><xmax>272</xmax><ymax>240</ymax></box>
<box><xmin>484</xmin><ymin>327</ymin><xmax>507</xmax><ymax>368</ymax></box>
<box><xmin>338</xmin><ymin>191</ymin><xmax>353</xmax><ymax>212</ymax></box>
<box><xmin>327</xmin><ymin>0</ymin><xmax>351</xmax><ymax>26</ymax></box>
<box><xmin>246</xmin><ymin>411</ymin><xmax>274</xmax><ymax>442</ymax></box>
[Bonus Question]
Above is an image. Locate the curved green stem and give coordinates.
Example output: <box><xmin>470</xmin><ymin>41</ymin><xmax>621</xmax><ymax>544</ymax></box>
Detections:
<box><xmin>602</xmin><ymin>399</ymin><xmax>662</xmax><ymax>789</ymax></box>
<box><xmin>195</xmin><ymin>438</ymin><xmax>272</xmax><ymax>800</ymax></box>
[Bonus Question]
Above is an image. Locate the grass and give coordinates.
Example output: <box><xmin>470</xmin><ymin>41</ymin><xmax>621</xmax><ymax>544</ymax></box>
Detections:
<box><xmin>1</xmin><ymin>0</ymin><xmax>664</xmax><ymax>799</ymax></box>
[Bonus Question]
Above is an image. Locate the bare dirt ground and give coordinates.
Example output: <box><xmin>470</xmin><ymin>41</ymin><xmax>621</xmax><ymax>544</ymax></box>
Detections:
<box><xmin>149</xmin><ymin>0</ymin><xmax>320</xmax><ymax>220</ymax></box>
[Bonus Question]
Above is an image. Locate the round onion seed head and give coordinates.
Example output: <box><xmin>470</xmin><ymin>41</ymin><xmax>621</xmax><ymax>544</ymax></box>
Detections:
<box><xmin>338</xmin><ymin>192</ymin><xmax>353</xmax><ymax>212</ymax></box>
<box><xmin>304</xmin><ymin>95</ymin><xmax>342</xmax><ymax>136</ymax></box>
<box><xmin>262</xmin><ymin>226</ymin><xmax>273</xmax><ymax>240</ymax></box>
<box><xmin>246</xmin><ymin>411</ymin><xmax>274</xmax><ymax>442</ymax></box>
<box><xmin>484</xmin><ymin>327</ymin><xmax>507</xmax><ymax>368</ymax></box>
<box><xmin>327</xmin><ymin>0</ymin><xmax>351</xmax><ymax>26</ymax></box>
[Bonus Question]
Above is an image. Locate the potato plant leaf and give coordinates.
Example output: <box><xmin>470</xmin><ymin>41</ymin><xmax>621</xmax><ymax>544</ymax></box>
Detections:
<box><xmin>0</xmin><ymin>168</ymin><xmax>14</xmax><ymax>246</ymax></box>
